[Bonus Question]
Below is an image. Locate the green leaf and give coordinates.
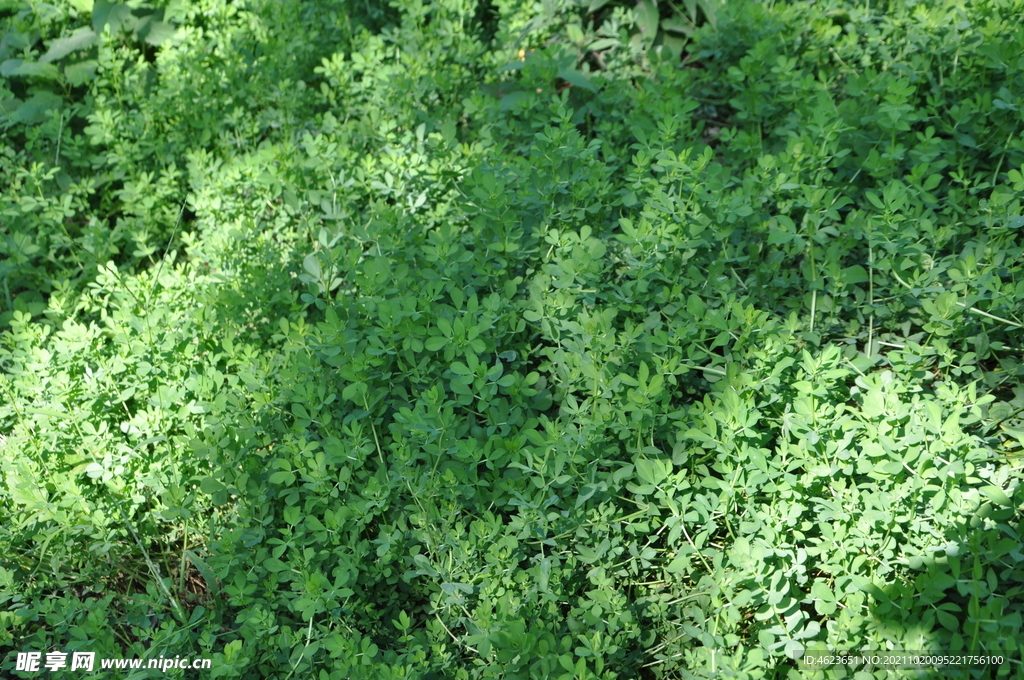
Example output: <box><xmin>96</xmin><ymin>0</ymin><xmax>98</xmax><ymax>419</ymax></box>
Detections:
<box><xmin>841</xmin><ymin>265</ymin><xmax>869</xmax><ymax>284</ymax></box>
<box><xmin>811</xmin><ymin>580</ymin><xmax>837</xmax><ymax>616</ymax></box>
<box><xmin>1</xmin><ymin>60</ymin><xmax>22</xmax><ymax>76</ymax></box>
<box><xmin>588</xmin><ymin>37</ymin><xmax>619</xmax><ymax>51</ymax></box>
<box><xmin>850</xmin><ymin>575</ymin><xmax>888</xmax><ymax>602</ymax></box>
<box><xmin>661</xmin><ymin>17</ymin><xmax>693</xmax><ymax>36</ymax></box>
<box><xmin>979</xmin><ymin>485</ymin><xmax>1012</xmax><ymax>508</ymax></box>
<box><xmin>635</xmin><ymin>0</ymin><xmax>660</xmax><ymax>42</ymax></box>
<box><xmin>64</xmin><ymin>60</ymin><xmax>98</xmax><ymax>86</ymax></box>
<box><xmin>93</xmin><ymin>0</ymin><xmax>135</xmax><ymax>33</ymax></box>
<box><xmin>687</xmin><ymin>293</ymin><xmax>705</xmax><ymax>317</ymax></box>
<box><xmin>574</xmin><ymin>483</ymin><xmax>600</xmax><ymax>509</ymax></box>
<box><xmin>557</xmin><ymin>67</ymin><xmax>596</xmax><ymax>93</ymax></box>
<box><xmin>184</xmin><ymin>550</ymin><xmax>221</xmax><ymax>596</ymax></box>
<box><xmin>934</xmin><ymin>291</ymin><xmax>959</xmax><ymax>317</ymax></box>
<box><xmin>666</xmin><ymin>552</ymin><xmax>690</xmax><ymax>574</ymax></box>
<box><xmin>499</xmin><ymin>91</ymin><xmax>531</xmax><ymax>111</ymax></box>
<box><xmin>40</xmin><ymin>28</ymin><xmax>97</xmax><ymax>63</ymax></box>
<box><xmin>199</xmin><ymin>476</ymin><xmax>225</xmax><ymax>494</ymax></box>
<box><xmin>1002</xmin><ymin>425</ymin><xmax>1024</xmax><ymax>448</ymax></box>
<box><xmin>23</xmin><ymin>406</ymin><xmax>72</xmax><ymax>419</ymax></box>
<box><xmin>0</xmin><ymin>95</ymin><xmax>21</xmax><ymax>120</ymax></box>
<box><xmin>635</xmin><ymin>457</ymin><xmax>669</xmax><ymax>486</ymax></box>
<box><xmin>767</xmin><ymin>229</ymin><xmax>795</xmax><ymax>246</ymax></box>
<box><xmin>450</xmin><ymin>361</ymin><xmax>472</xmax><ymax>375</ymax></box>
<box><xmin>936</xmin><ymin>609</ymin><xmax>959</xmax><ymax>632</ymax></box>
<box><xmin>269</xmin><ymin>471</ymin><xmax>296</xmax><ymax>486</ymax></box>
<box><xmin>6</xmin><ymin>61</ymin><xmax>61</xmax><ymax>80</ymax></box>
<box><xmin>8</xmin><ymin>92</ymin><xmax>63</xmax><ymax>124</ymax></box>
<box><xmin>138</xmin><ymin>18</ymin><xmax>176</xmax><ymax>45</ymax></box>
<box><xmin>784</xmin><ymin>639</ymin><xmax>805</xmax><ymax>658</ymax></box>
<box><xmin>440</xmin><ymin>120</ymin><xmax>457</xmax><ymax>143</ymax></box>
<box><xmin>342</xmin><ymin>382</ymin><xmax>367</xmax><ymax>403</ymax></box>
<box><xmin>264</xmin><ymin>558</ymin><xmax>289</xmax><ymax>573</ymax></box>
<box><xmin>412</xmin><ymin>554</ymin><xmax>439</xmax><ymax>577</ymax></box>
<box><xmin>425</xmin><ymin>336</ymin><xmax>448</xmax><ymax>351</ymax></box>
<box><xmin>303</xmin><ymin>253</ymin><xmax>321</xmax><ymax>279</ymax></box>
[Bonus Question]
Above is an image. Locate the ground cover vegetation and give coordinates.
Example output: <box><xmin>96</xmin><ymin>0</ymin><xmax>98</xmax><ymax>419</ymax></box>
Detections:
<box><xmin>2</xmin><ymin>0</ymin><xmax>1024</xmax><ymax>677</ymax></box>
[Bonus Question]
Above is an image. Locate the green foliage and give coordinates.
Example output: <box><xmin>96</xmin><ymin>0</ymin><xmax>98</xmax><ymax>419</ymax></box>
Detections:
<box><xmin>491</xmin><ymin>0</ymin><xmax>717</xmax><ymax>66</ymax></box>
<box><xmin>3</xmin><ymin>0</ymin><xmax>1024</xmax><ymax>678</ymax></box>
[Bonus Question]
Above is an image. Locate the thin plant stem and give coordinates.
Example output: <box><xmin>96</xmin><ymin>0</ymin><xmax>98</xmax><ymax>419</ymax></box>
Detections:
<box><xmin>114</xmin><ymin>496</ymin><xmax>186</xmax><ymax>624</ymax></box>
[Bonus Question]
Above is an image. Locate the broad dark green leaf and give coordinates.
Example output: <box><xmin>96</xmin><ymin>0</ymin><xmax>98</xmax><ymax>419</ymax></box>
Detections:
<box><xmin>10</xmin><ymin>92</ymin><xmax>63</xmax><ymax>124</ymax></box>
<box><xmin>40</xmin><ymin>28</ymin><xmax>97</xmax><ymax>63</ymax></box>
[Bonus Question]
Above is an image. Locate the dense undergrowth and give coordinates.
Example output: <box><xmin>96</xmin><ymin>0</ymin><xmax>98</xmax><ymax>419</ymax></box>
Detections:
<box><xmin>2</xmin><ymin>0</ymin><xmax>1024</xmax><ymax>678</ymax></box>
